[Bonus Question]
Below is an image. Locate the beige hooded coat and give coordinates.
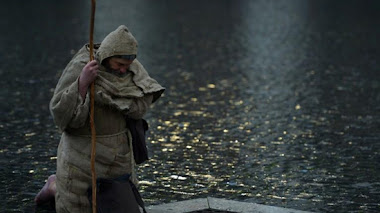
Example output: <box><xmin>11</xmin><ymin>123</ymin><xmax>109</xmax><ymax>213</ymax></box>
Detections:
<box><xmin>50</xmin><ymin>25</ymin><xmax>164</xmax><ymax>213</ymax></box>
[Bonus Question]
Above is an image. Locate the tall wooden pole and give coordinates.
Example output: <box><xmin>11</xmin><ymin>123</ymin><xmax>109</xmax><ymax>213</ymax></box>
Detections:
<box><xmin>89</xmin><ymin>0</ymin><xmax>97</xmax><ymax>212</ymax></box>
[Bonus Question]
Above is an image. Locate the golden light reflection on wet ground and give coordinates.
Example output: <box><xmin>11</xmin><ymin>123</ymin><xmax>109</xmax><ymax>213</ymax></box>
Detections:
<box><xmin>137</xmin><ymin>74</ymin><xmax>253</xmax><ymax>204</ymax></box>
<box><xmin>135</xmin><ymin>9</ymin><xmax>380</xmax><ymax>210</ymax></box>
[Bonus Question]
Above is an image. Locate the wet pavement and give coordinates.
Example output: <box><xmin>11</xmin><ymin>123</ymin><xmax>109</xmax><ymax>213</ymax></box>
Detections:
<box><xmin>1</xmin><ymin>0</ymin><xmax>379</xmax><ymax>212</ymax></box>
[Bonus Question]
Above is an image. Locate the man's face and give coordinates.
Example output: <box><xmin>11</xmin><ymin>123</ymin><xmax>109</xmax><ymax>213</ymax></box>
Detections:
<box><xmin>107</xmin><ymin>57</ymin><xmax>134</xmax><ymax>74</ymax></box>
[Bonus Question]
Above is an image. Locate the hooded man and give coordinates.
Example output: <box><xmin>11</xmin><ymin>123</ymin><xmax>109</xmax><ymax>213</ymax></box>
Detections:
<box><xmin>35</xmin><ymin>25</ymin><xmax>165</xmax><ymax>213</ymax></box>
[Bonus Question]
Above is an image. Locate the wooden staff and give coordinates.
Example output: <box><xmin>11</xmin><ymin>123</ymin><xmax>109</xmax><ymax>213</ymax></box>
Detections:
<box><xmin>89</xmin><ymin>0</ymin><xmax>97</xmax><ymax>212</ymax></box>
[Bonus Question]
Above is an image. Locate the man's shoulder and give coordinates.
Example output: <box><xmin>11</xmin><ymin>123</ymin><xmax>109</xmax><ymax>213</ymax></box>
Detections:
<box><xmin>68</xmin><ymin>44</ymin><xmax>94</xmax><ymax>65</ymax></box>
<box><xmin>73</xmin><ymin>44</ymin><xmax>90</xmax><ymax>58</ymax></box>
<box><xmin>62</xmin><ymin>44</ymin><xmax>91</xmax><ymax>73</ymax></box>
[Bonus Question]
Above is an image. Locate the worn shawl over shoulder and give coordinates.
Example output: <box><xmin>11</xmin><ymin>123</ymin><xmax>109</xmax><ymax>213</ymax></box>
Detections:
<box><xmin>50</xmin><ymin>44</ymin><xmax>165</xmax><ymax>131</ymax></box>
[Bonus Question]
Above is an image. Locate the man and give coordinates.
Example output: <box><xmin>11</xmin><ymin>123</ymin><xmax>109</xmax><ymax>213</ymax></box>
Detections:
<box><xmin>35</xmin><ymin>25</ymin><xmax>164</xmax><ymax>213</ymax></box>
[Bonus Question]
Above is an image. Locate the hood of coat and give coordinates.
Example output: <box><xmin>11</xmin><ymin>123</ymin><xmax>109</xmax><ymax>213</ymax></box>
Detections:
<box><xmin>95</xmin><ymin>25</ymin><xmax>138</xmax><ymax>65</ymax></box>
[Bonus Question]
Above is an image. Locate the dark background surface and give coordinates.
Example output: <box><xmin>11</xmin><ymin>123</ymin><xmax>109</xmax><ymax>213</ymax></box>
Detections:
<box><xmin>0</xmin><ymin>0</ymin><xmax>379</xmax><ymax>212</ymax></box>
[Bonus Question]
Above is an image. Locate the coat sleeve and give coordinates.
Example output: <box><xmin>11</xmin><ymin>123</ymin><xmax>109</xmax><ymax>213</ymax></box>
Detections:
<box><xmin>50</xmin><ymin>54</ymin><xmax>90</xmax><ymax>132</ymax></box>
